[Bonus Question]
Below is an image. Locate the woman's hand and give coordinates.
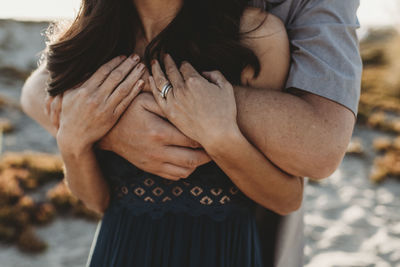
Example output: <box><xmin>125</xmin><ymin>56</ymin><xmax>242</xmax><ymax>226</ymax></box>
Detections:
<box><xmin>44</xmin><ymin>93</ymin><xmax>63</xmax><ymax>130</ymax></box>
<box><xmin>149</xmin><ymin>54</ymin><xmax>239</xmax><ymax>149</ymax></box>
<box><xmin>56</xmin><ymin>54</ymin><xmax>145</xmax><ymax>155</ymax></box>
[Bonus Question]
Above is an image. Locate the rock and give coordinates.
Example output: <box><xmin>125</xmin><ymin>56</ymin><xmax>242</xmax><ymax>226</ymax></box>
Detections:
<box><xmin>370</xmin><ymin>166</ymin><xmax>389</xmax><ymax>183</ymax></box>
<box><xmin>0</xmin><ymin>118</ymin><xmax>13</xmax><ymax>133</ymax></box>
<box><xmin>47</xmin><ymin>180</ymin><xmax>79</xmax><ymax>210</ymax></box>
<box><xmin>17</xmin><ymin>227</ymin><xmax>47</xmax><ymax>253</ymax></box>
<box><xmin>373</xmin><ymin>137</ymin><xmax>393</xmax><ymax>152</ymax></box>
<box><xmin>393</xmin><ymin>136</ymin><xmax>400</xmax><ymax>150</ymax></box>
<box><xmin>32</xmin><ymin>202</ymin><xmax>56</xmax><ymax>225</ymax></box>
<box><xmin>346</xmin><ymin>138</ymin><xmax>364</xmax><ymax>155</ymax></box>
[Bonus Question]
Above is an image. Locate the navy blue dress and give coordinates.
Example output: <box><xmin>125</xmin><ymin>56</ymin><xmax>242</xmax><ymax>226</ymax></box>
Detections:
<box><xmin>89</xmin><ymin>149</ymin><xmax>266</xmax><ymax>267</ymax></box>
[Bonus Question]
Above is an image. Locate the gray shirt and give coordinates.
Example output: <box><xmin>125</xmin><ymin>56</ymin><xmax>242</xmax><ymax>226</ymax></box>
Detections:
<box><xmin>249</xmin><ymin>0</ymin><xmax>362</xmax><ymax>266</ymax></box>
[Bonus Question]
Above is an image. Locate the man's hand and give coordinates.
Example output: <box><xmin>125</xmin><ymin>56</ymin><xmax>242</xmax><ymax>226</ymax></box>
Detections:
<box><xmin>97</xmin><ymin>92</ymin><xmax>212</xmax><ymax>181</ymax></box>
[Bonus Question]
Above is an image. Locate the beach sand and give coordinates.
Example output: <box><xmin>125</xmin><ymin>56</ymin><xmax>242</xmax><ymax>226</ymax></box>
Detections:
<box><xmin>0</xmin><ymin>19</ymin><xmax>399</xmax><ymax>267</ymax></box>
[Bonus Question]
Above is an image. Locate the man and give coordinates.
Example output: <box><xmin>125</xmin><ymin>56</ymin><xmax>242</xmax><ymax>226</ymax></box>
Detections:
<box><xmin>20</xmin><ymin>0</ymin><xmax>362</xmax><ymax>266</ymax></box>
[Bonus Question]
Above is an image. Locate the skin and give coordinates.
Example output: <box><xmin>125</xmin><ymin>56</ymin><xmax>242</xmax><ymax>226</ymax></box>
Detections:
<box><xmin>148</xmin><ymin>55</ymin><xmax>303</xmax><ymax>214</ymax></box>
<box><xmin>20</xmin><ymin>0</ymin><xmax>355</xmax><ymax>213</ymax></box>
<box><xmin>56</xmin><ymin>55</ymin><xmax>145</xmax><ymax>213</ymax></box>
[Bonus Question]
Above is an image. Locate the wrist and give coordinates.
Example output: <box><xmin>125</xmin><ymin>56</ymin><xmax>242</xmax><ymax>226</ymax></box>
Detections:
<box><xmin>202</xmin><ymin>123</ymin><xmax>244</xmax><ymax>157</ymax></box>
<box><xmin>57</xmin><ymin>133</ymin><xmax>94</xmax><ymax>159</ymax></box>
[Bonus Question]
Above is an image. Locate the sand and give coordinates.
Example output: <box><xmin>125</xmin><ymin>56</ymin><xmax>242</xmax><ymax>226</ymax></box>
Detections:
<box><xmin>0</xmin><ymin>19</ymin><xmax>399</xmax><ymax>267</ymax></box>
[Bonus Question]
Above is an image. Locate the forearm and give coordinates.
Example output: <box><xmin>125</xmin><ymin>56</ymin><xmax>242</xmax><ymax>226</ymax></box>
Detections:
<box><xmin>234</xmin><ymin>85</ymin><xmax>354</xmax><ymax>179</ymax></box>
<box><xmin>60</xmin><ymin>147</ymin><xmax>110</xmax><ymax>214</ymax></box>
<box><xmin>20</xmin><ymin>64</ymin><xmax>57</xmax><ymax>137</ymax></box>
<box><xmin>203</xmin><ymin>125</ymin><xmax>303</xmax><ymax>215</ymax></box>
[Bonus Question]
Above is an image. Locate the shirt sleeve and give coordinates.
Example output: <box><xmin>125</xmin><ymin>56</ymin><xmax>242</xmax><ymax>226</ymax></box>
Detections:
<box><xmin>284</xmin><ymin>0</ymin><xmax>363</xmax><ymax>116</ymax></box>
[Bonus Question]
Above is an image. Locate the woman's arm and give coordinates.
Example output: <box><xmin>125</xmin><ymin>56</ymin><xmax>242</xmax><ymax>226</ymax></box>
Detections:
<box><xmin>149</xmin><ymin>53</ymin><xmax>303</xmax><ymax>215</ymax></box>
<box><xmin>203</xmin><ymin>112</ymin><xmax>304</xmax><ymax>215</ymax></box>
<box><xmin>60</xmin><ymin>147</ymin><xmax>110</xmax><ymax>214</ymax></box>
<box><xmin>20</xmin><ymin>63</ymin><xmax>58</xmax><ymax>138</ymax></box>
<box><xmin>45</xmin><ymin>55</ymin><xmax>145</xmax><ymax>214</ymax></box>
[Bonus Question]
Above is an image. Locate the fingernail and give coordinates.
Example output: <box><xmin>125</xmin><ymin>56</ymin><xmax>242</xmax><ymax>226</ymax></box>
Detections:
<box><xmin>151</xmin><ymin>59</ymin><xmax>156</xmax><ymax>65</ymax></box>
<box><xmin>137</xmin><ymin>63</ymin><xmax>144</xmax><ymax>71</ymax></box>
<box><xmin>131</xmin><ymin>54</ymin><xmax>139</xmax><ymax>62</ymax></box>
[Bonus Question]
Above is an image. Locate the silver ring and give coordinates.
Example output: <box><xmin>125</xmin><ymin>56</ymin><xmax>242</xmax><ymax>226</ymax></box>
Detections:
<box><xmin>160</xmin><ymin>82</ymin><xmax>173</xmax><ymax>99</ymax></box>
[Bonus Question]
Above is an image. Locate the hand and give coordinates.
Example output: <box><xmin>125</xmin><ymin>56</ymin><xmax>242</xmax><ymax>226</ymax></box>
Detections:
<box><xmin>149</xmin><ymin>54</ymin><xmax>239</xmax><ymax>148</ymax></box>
<box><xmin>56</xmin><ymin>55</ymin><xmax>145</xmax><ymax>155</ymax></box>
<box><xmin>44</xmin><ymin>93</ymin><xmax>63</xmax><ymax>130</ymax></box>
<box><xmin>97</xmin><ymin>92</ymin><xmax>212</xmax><ymax>181</ymax></box>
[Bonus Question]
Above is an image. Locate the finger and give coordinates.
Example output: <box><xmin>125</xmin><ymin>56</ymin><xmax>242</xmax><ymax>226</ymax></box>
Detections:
<box><xmin>113</xmin><ymin>79</ymin><xmax>145</xmax><ymax>117</ymax></box>
<box><xmin>163</xmin><ymin>146</ymin><xmax>211</xmax><ymax>168</ymax></box>
<box><xmin>179</xmin><ymin>61</ymin><xmax>203</xmax><ymax>82</ymax></box>
<box><xmin>54</xmin><ymin>94</ymin><xmax>63</xmax><ymax>129</ymax></box>
<box><xmin>145</xmin><ymin>110</ymin><xmax>201</xmax><ymax>148</ymax></box>
<box><xmin>100</xmin><ymin>54</ymin><xmax>141</xmax><ymax>96</ymax></box>
<box><xmin>151</xmin><ymin>60</ymin><xmax>169</xmax><ymax>92</ymax></box>
<box><xmin>140</xmin><ymin>93</ymin><xmax>166</xmax><ymax>118</ymax></box>
<box><xmin>44</xmin><ymin>94</ymin><xmax>53</xmax><ymax>117</ymax></box>
<box><xmin>202</xmin><ymin>70</ymin><xmax>230</xmax><ymax>88</ymax></box>
<box><xmin>85</xmin><ymin>55</ymin><xmax>127</xmax><ymax>87</ymax></box>
<box><xmin>149</xmin><ymin>75</ymin><xmax>168</xmax><ymax>112</ymax></box>
<box><xmin>50</xmin><ymin>94</ymin><xmax>62</xmax><ymax>128</ymax></box>
<box><xmin>107</xmin><ymin>62</ymin><xmax>145</xmax><ymax>105</ymax></box>
<box><xmin>158</xmin><ymin>163</ymin><xmax>194</xmax><ymax>180</ymax></box>
<box><xmin>160</xmin><ymin>122</ymin><xmax>202</xmax><ymax>148</ymax></box>
<box><xmin>164</xmin><ymin>54</ymin><xmax>185</xmax><ymax>91</ymax></box>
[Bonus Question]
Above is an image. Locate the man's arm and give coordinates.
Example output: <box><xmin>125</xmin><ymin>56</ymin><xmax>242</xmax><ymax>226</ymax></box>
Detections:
<box><xmin>234</xmin><ymin>86</ymin><xmax>355</xmax><ymax>179</ymax></box>
<box><xmin>234</xmin><ymin>0</ymin><xmax>361</xmax><ymax>179</ymax></box>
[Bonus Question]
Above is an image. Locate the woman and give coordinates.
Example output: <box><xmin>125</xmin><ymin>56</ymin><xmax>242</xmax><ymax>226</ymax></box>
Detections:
<box><xmin>38</xmin><ymin>0</ymin><xmax>303</xmax><ymax>266</ymax></box>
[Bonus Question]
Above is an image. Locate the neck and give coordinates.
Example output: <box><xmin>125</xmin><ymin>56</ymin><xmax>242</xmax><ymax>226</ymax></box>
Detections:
<box><xmin>133</xmin><ymin>0</ymin><xmax>183</xmax><ymax>43</ymax></box>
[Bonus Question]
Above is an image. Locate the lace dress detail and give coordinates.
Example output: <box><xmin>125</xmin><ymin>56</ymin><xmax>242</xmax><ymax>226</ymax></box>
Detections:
<box><xmin>96</xmin><ymin>149</ymin><xmax>257</xmax><ymax>221</ymax></box>
<box><xmin>89</xmin><ymin>149</ymin><xmax>265</xmax><ymax>267</ymax></box>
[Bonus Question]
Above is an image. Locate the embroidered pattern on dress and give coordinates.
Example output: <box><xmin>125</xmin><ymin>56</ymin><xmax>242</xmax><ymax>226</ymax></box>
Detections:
<box><xmin>115</xmin><ymin>177</ymin><xmax>240</xmax><ymax>207</ymax></box>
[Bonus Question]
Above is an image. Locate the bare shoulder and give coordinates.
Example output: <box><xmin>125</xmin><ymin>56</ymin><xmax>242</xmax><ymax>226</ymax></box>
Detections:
<box><xmin>240</xmin><ymin>7</ymin><xmax>290</xmax><ymax>90</ymax></box>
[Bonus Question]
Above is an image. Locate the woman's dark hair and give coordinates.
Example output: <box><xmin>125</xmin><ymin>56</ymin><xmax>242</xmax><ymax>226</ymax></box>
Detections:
<box><xmin>45</xmin><ymin>0</ymin><xmax>266</xmax><ymax>96</ymax></box>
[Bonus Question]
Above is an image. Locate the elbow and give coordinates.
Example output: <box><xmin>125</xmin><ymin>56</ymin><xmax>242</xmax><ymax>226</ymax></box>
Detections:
<box><xmin>305</xmin><ymin>150</ymin><xmax>346</xmax><ymax>180</ymax></box>
<box><xmin>20</xmin><ymin>82</ymin><xmax>35</xmax><ymax>117</ymax></box>
<box><xmin>85</xmin><ymin>194</ymin><xmax>110</xmax><ymax>215</ymax></box>
<box><xmin>20</xmin><ymin>85</ymin><xmax>29</xmax><ymax>114</ymax></box>
<box><xmin>268</xmin><ymin>177</ymin><xmax>304</xmax><ymax>216</ymax></box>
<box><xmin>275</xmin><ymin>190</ymin><xmax>303</xmax><ymax>216</ymax></box>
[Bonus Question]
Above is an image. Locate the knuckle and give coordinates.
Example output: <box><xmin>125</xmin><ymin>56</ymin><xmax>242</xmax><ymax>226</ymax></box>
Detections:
<box><xmin>186</xmin><ymin>77</ymin><xmax>198</xmax><ymax>86</ymax></box>
<box><xmin>148</xmin><ymin>128</ymin><xmax>163</xmax><ymax>141</ymax></box>
<box><xmin>87</xmin><ymin>97</ymin><xmax>101</xmax><ymax>107</ymax></box>
<box><xmin>100</xmin><ymin>65</ymin><xmax>113</xmax><ymax>75</ymax></box>
<box><xmin>185</xmin><ymin>158</ymin><xmax>197</xmax><ymax>168</ymax></box>
<box><xmin>118</xmin><ymin>84</ymin><xmax>130</xmax><ymax>94</ymax></box>
<box><xmin>156</xmin><ymin>77</ymin><xmax>165</xmax><ymax>87</ymax></box>
<box><xmin>79</xmin><ymin>88</ymin><xmax>90</xmax><ymax>97</ymax></box>
<box><xmin>109</xmin><ymin>69</ymin><xmax>123</xmax><ymax>81</ymax></box>
<box><xmin>166</xmin><ymin>65</ymin><xmax>175</xmax><ymax>74</ymax></box>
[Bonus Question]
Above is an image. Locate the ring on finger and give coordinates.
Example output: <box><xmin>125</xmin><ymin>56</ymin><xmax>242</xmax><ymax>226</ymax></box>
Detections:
<box><xmin>160</xmin><ymin>82</ymin><xmax>173</xmax><ymax>99</ymax></box>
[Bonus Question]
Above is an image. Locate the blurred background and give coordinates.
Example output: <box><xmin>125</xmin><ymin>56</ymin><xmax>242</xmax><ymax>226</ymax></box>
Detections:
<box><xmin>0</xmin><ymin>0</ymin><xmax>399</xmax><ymax>266</ymax></box>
